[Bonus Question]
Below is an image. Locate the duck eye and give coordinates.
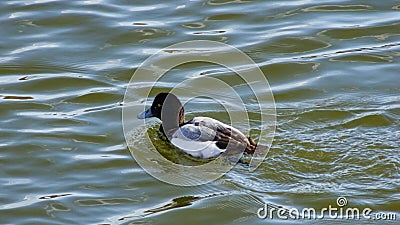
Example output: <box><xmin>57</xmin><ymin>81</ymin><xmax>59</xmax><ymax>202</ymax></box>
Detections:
<box><xmin>157</xmin><ymin>104</ymin><xmax>161</xmax><ymax>107</ymax></box>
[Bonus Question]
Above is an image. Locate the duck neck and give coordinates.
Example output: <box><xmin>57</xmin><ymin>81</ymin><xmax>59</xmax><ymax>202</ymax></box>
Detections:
<box><xmin>161</xmin><ymin>107</ymin><xmax>185</xmax><ymax>139</ymax></box>
<box><xmin>178</xmin><ymin>108</ymin><xmax>185</xmax><ymax>125</ymax></box>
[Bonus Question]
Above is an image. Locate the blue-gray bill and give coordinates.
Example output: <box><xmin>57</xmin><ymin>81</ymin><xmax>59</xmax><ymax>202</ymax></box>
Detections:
<box><xmin>137</xmin><ymin>108</ymin><xmax>153</xmax><ymax>119</ymax></box>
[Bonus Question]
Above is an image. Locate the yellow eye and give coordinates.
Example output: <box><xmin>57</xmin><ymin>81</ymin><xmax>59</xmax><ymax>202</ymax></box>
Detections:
<box><xmin>157</xmin><ymin>104</ymin><xmax>161</xmax><ymax>107</ymax></box>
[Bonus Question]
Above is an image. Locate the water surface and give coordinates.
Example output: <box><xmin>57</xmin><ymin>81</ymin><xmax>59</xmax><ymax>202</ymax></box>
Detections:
<box><xmin>0</xmin><ymin>0</ymin><xmax>399</xmax><ymax>224</ymax></box>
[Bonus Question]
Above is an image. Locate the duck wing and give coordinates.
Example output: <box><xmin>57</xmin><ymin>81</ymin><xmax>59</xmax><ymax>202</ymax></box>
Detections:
<box><xmin>167</xmin><ymin>116</ymin><xmax>261</xmax><ymax>158</ymax></box>
<box><xmin>171</xmin><ymin>123</ymin><xmax>217</xmax><ymax>142</ymax></box>
<box><xmin>169</xmin><ymin>123</ymin><xmax>225</xmax><ymax>158</ymax></box>
<box><xmin>187</xmin><ymin>117</ymin><xmax>257</xmax><ymax>154</ymax></box>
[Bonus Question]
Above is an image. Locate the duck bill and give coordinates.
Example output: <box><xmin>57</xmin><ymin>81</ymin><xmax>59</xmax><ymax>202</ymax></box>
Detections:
<box><xmin>137</xmin><ymin>108</ymin><xmax>153</xmax><ymax>119</ymax></box>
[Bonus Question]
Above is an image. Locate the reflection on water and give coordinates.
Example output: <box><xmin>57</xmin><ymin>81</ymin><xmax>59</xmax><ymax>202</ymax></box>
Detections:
<box><xmin>0</xmin><ymin>0</ymin><xmax>399</xmax><ymax>224</ymax></box>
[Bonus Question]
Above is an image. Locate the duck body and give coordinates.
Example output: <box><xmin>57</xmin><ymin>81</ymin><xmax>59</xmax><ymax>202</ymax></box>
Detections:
<box><xmin>137</xmin><ymin>93</ymin><xmax>259</xmax><ymax>159</ymax></box>
<box><xmin>170</xmin><ymin>117</ymin><xmax>235</xmax><ymax>158</ymax></box>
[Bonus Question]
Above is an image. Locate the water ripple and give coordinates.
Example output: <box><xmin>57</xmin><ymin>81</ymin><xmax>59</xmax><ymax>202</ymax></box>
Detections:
<box><xmin>1</xmin><ymin>0</ymin><xmax>399</xmax><ymax>224</ymax></box>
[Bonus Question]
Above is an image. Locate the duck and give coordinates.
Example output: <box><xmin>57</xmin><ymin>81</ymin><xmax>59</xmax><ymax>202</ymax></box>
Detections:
<box><xmin>137</xmin><ymin>92</ymin><xmax>263</xmax><ymax>159</ymax></box>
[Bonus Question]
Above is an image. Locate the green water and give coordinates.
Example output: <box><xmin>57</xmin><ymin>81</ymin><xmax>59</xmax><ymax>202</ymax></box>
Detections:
<box><xmin>0</xmin><ymin>0</ymin><xmax>399</xmax><ymax>224</ymax></box>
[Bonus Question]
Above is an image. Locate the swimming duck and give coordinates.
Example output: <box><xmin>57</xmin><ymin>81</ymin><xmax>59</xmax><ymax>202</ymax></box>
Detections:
<box><xmin>137</xmin><ymin>93</ymin><xmax>261</xmax><ymax>159</ymax></box>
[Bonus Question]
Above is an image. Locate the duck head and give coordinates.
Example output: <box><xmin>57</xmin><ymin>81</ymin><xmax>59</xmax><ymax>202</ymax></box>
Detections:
<box><xmin>137</xmin><ymin>93</ymin><xmax>185</xmax><ymax>130</ymax></box>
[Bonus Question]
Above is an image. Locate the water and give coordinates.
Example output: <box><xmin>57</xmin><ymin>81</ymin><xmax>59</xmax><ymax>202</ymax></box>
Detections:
<box><xmin>0</xmin><ymin>0</ymin><xmax>399</xmax><ymax>224</ymax></box>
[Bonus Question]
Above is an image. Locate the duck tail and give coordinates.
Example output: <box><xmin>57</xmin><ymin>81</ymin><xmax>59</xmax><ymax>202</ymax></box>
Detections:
<box><xmin>246</xmin><ymin>137</ymin><xmax>269</xmax><ymax>155</ymax></box>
